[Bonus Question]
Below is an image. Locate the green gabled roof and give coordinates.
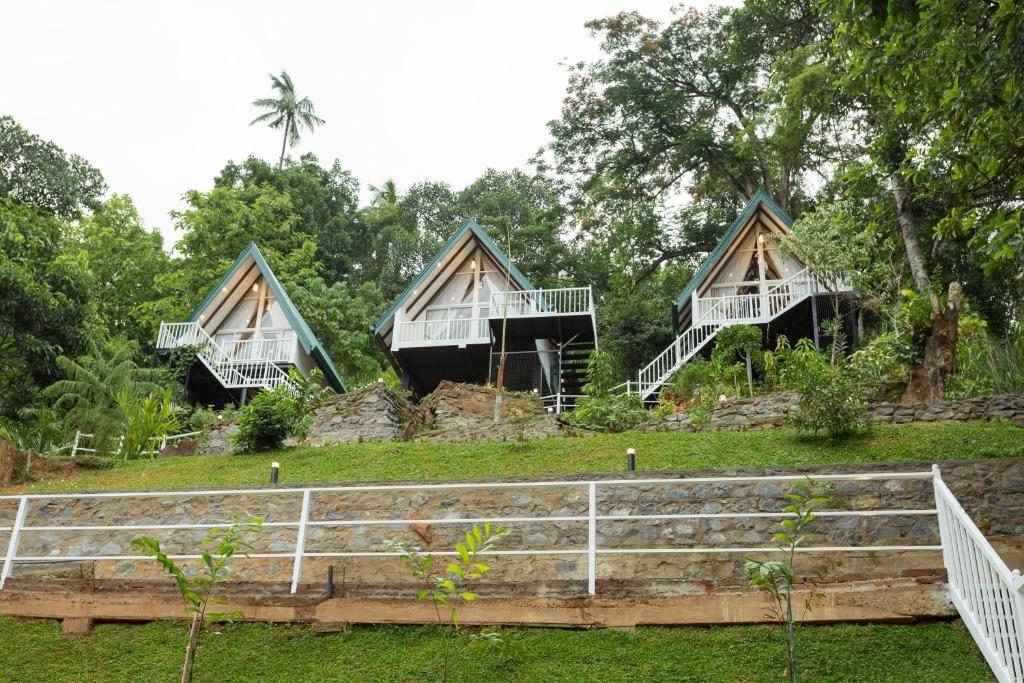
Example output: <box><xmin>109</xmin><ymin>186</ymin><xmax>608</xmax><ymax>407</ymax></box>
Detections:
<box><xmin>673</xmin><ymin>189</ymin><xmax>794</xmax><ymax>312</ymax></box>
<box><xmin>189</xmin><ymin>242</ymin><xmax>346</xmax><ymax>393</ymax></box>
<box><xmin>373</xmin><ymin>218</ymin><xmax>535</xmax><ymax>335</ymax></box>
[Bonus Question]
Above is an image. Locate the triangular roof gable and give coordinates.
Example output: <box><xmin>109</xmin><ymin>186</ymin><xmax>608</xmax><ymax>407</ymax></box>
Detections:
<box><xmin>374</xmin><ymin>218</ymin><xmax>535</xmax><ymax>335</ymax></box>
<box><xmin>189</xmin><ymin>243</ymin><xmax>346</xmax><ymax>392</ymax></box>
<box><xmin>673</xmin><ymin>189</ymin><xmax>795</xmax><ymax>311</ymax></box>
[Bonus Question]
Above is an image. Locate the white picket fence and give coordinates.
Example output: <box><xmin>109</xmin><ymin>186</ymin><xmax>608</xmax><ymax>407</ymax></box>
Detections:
<box><xmin>933</xmin><ymin>465</ymin><xmax>1024</xmax><ymax>682</ymax></box>
<box><xmin>0</xmin><ymin>465</ymin><xmax>1019</xmax><ymax>681</ymax></box>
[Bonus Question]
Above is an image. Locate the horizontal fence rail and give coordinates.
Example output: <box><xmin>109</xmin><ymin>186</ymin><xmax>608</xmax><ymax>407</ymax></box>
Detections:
<box><xmin>0</xmin><ymin>470</ymin><xmax>944</xmax><ymax>596</ymax></box>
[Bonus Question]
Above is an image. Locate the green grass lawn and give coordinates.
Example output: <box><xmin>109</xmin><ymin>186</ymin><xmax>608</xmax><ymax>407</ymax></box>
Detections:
<box><xmin>0</xmin><ymin>617</ymin><xmax>993</xmax><ymax>682</ymax></box>
<box><xmin>5</xmin><ymin>421</ymin><xmax>1022</xmax><ymax>494</ymax></box>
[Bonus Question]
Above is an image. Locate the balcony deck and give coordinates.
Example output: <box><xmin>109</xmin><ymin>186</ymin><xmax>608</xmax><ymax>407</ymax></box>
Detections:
<box><xmin>392</xmin><ymin>287</ymin><xmax>595</xmax><ymax>351</ymax></box>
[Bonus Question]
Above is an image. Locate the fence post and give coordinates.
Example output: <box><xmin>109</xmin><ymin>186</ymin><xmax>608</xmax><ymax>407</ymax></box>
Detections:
<box><xmin>290</xmin><ymin>489</ymin><xmax>311</xmax><ymax>595</ymax></box>
<box><xmin>71</xmin><ymin>431</ymin><xmax>80</xmax><ymax>458</ymax></box>
<box><xmin>588</xmin><ymin>482</ymin><xmax>596</xmax><ymax>597</ymax></box>
<box><xmin>932</xmin><ymin>465</ymin><xmax>951</xmax><ymax>577</ymax></box>
<box><xmin>1</xmin><ymin>496</ymin><xmax>29</xmax><ymax>590</ymax></box>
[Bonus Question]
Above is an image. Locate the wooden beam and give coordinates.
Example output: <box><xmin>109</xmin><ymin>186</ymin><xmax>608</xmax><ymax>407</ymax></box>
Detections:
<box><xmin>406</xmin><ymin>239</ymin><xmax>478</xmax><ymax>321</ymax></box>
<box><xmin>203</xmin><ymin>263</ymin><xmax>262</xmax><ymax>333</ymax></box>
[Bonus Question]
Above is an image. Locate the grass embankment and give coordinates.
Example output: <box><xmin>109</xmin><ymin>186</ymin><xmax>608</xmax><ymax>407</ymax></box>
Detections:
<box><xmin>0</xmin><ymin>617</ymin><xmax>993</xmax><ymax>683</ymax></box>
<box><xmin>5</xmin><ymin>421</ymin><xmax>1022</xmax><ymax>494</ymax></box>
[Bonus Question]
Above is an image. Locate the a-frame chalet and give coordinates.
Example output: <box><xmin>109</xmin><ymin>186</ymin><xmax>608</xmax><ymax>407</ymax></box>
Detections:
<box><xmin>375</xmin><ymin>219</ymin><xmax>597</xmax><ymax>411</ymax></box>
<box><xmin>635</xmin><ymin>190</ymin><xmax>854</xmax><ymax>399</ymax></box>
<box><xmin>156</xmin><ymin>243</ymin><xmax>345</xmax><ymax>406</ymax></box>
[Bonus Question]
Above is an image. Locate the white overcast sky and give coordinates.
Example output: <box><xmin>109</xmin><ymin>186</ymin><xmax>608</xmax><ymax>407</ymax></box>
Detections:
<box><xmin>3</xmin><ymin>1</ymin><xmax>718</xmax><ymax>246</ymax></box>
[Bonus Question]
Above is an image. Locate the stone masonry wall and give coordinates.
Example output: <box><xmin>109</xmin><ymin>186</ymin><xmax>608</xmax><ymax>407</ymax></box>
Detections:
<box><xmin>639</xmin><ymin>392</ymin><xmax>1024</xmax><ymax>432</ymax></box>
<box><xmin>3</xmin><ymin>458</ymin><xmax>1020</xmax><ymax>598</ymax></box>
<box><xmin>301</xmin><ymin>383</ymin><xmax>409</xmax><ymax>447</ymax></box>
<box><xmin>419</xmin><ymin>381</ymin><xmax>543</xmax><ymax>431</ymax></box>
<box><xmin>200</xmin><ymin>381</ymin><xmax>566</xmax><ymax>453</ymax></box>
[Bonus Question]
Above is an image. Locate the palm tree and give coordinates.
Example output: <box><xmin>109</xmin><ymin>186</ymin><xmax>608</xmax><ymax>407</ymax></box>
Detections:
<box><xmin>368</xmin><ymin>178</ymin><xmax>399</xmax><ymax>207</ymax></box>
<box><xmin>250</xmin><ymin>70</ymin><xmax>326</xmax><ymax>169</ymax></box>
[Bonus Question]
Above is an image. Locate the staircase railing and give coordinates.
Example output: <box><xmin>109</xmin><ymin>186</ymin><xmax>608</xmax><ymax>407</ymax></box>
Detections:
<box><xmin>933</xmin><ymin>465</ymin><xmax>1024</xmax><ymax>682</ymax></box>
<box><xmin>157</xmin><ymin>322</ymin><xmax>292</xmax><ymax>390</ymax></box>
<box><xmin>632</xmin><ymin>267</ymin><xmax>837</xmax><ymax>400</ymax></box>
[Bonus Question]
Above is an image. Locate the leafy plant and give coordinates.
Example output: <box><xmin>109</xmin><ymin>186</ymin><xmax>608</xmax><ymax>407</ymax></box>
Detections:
<box><xmin>947</xmin><ymin>321</ymin><xmax>1024</xmax><ymax>399</ymax></box>
<box><xmin>391</xmin><ymin>523</ymin><xmax>509</xmax><ymax>682</ymax></box>
<box><xmin>744</xmin><ymin>478</ymin><xmax>836</xmax><ymax>683</ymax></box>
<box><xmin>566</xmin><ymin>350</ymin><xmax>649</xmax><ymax>432</ymax></box>
<box><xmin>712</xmin><ymin>325</ymin><xmax>762</xmax><ymax>396</ymax></box>
<box><xmin>30</xmin><ymin>338</ymin><xmax>167</xmax><ymax>454</ymax></box>
<box><xmin>667</xmin><ymin>357</ymin><xmax>717</xmax><ymax>401</ymax></box>
<box><xmin>132</xmin><ymin>517</ymin><xmax>264</xmax><ymax>683</ymax></box>
<box><xmin>233</xmin><ymin>385</ymin><xmax>301</xmax><ymax>452</ymax></box>
<box><xmin>773</xmin><ymin>336</ymin><xmax>867</xmax><ymax>439</ymax></box>
<box><xmin>117</xmin><ymin>389</ymin><xmax>181</xmax><ymax>459</ymax></box>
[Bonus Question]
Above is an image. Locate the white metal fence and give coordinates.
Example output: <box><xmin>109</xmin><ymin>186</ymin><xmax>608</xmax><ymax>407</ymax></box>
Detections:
<box><xmin>55</xmin><ymin>430</ymin><xmax>203</xmax><ymax>458</ymax></box>
<box><xmin>156</xmin><ymin>322</ymin><xmax>292</xmax><ymax>390</ymax></box>
<box><xmin>933</xmin><ymin>465</ymin><xmax>1024</xmax><ymax>682</ymax></box>
<box><xmin>1</xmin><ymin>466</ymin><xmax>1018</xmax><ymax>681</ymax></box>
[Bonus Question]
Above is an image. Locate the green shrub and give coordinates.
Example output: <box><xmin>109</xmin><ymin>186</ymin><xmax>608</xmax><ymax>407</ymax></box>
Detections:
<box><xmin>946</xmin><ymin>319</ymin><xmax>1023</xmax><ymax>399</ymax></box>
<box><xmin>566</xmin><ymin>350</ymin><xmax>649</xmax><ymax>432</ymax></box>
<box><xmin>712</xmin><ymin>325</ymin><xmax>762</xmax><ymax>396</ymax></box>
<box><xmin>778</xmin><ymin>338</ymin><xmax>867</xmax><ymax>438</ymax></box>
<box><xmin>117</xmin><ymin>389</ymin><xmax>181</xmax><ymax>459</ymax></box>
<box><xmin>668</xmin><ymin>358</ymin><xmax>717</xmax><ymax>400</ymax></box>
<box><xmin>233</xmin><ymin>386</ymin><xmax>303</xmax><ymax>452</ymax></box>
<box><xmin>848</xmin><ymin>331</ymin><xmax>916</xmax><ymax>384</ymax></box>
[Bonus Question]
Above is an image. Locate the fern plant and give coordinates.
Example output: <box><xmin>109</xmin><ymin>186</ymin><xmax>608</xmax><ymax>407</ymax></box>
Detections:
<box><xmin>33</xmin><ymin>338</ymin><xmax>165</xmax><ymax>453</ymax></box>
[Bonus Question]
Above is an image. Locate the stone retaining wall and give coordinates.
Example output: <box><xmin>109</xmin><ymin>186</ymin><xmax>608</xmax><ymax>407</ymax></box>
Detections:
<box><xmin>4</xmin><ymin>458</ymin><xmax>1020</xmax><ymax>598</ymax></box>
<box><xmin>200</xmin><ymin>381</ymin><xmax>562</xmax><ymax>454</ymax></box>
<box><xmin>640</xmin><ymin>393</ymin><xmax>1024</xmax><ymax>432</ymax></box>
<box><xmin>302</xmin><ymin>383</ymin><xmax>409</xmax><ymax>447</ymax></box>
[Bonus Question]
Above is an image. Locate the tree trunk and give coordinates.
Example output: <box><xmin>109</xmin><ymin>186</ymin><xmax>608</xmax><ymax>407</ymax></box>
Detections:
<box><xmin>278</xmin><ymin>118</ymin><xmax>290</xmax><ymax>170</ymax></box>
<box><xmin>181</xmin><ymin>610</ymin><xmax>202</xmax><ymax>683</ymax></box>
<box><xmin>889</xmin><ymin>171</ymin><xmax>931</xmax><ymax>293</ymax></box>
<box><xmin>901</xmin><ymin>282</ymin><xmax>963</xmax><ymax>404</ymax></box>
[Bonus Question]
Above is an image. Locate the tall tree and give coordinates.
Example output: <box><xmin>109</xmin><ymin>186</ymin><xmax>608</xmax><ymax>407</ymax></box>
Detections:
<box><xmin>74</xmin><ymin>195</ymin><xmax>170</xmax><ymax>348</ymax></box>
<box><xmin>249</xmin><ymin>71</ymin><xmax>326</xmax><ymax>169</ymax></box>
<box><xmin>0</xmin><ymin>199</ymin><xmax>96</xmax><ymax>417</ymax></box>
<box><xmin>368</xmin><ymin>178</ymin><xmax>399</xmax><ymax>208</ymax></box>
<box><xmin>0</xmin><ymin>115</ymin><xmax>106</xmax><ymax>219</ymax></box>
<box><xmin>545</xmin><ymin>3</ymin><xmax>839</xmax><ymax>284</ymax></box>
<box><xmin>829</xmin><ymin>0</ymin><xmax>1024</xmax><ymax>401</ymax></box>
<box><xmin>214</xmin><ymin>155</ymin><xmax>361</xmax><ymax>282</ymax></box>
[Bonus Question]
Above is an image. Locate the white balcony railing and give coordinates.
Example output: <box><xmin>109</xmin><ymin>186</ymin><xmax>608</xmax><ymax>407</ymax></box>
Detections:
<box><xmin>489</xmin><ymin>287</ymin><xmax>593</xmax><ymax>318</ymax></box>
<box><xmin>392</xmin><ymin>288</ymin><xmax>594</xmax><ymax>350</ymax></box>
<box><xmin>394</xmin><ymin>317</ymin><xmax>491</xmax><ymax>348</ymax></box>
<box><xmin>220</xmin><ymin>335</ymin><xmax>295</xmax><ymax>364</ymax></box>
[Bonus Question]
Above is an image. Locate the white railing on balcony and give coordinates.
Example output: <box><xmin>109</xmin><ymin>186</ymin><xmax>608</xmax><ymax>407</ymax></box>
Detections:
<box><xmin>156</xmin><ymin>322</ymin><xmax>293</xmax><ymax>390</ymax></box>
<box><xmin>220</xmin><ymin>336</ymin><xmax>295</xmax><ymax>364</ymax></box>
<box><xmin>933</xmin><ymin>466</ymin><xmax>1024</xmax><ymax>683</ymax></box>
<box><xmin>489</xmin><ymin>287</ymin><xmax>593</xmax><ymax>318</ymax></box>
<box><xmin>394</xmin><ymin>317</ymin><xmax>491</xmax><ymax>348</ymax></box>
